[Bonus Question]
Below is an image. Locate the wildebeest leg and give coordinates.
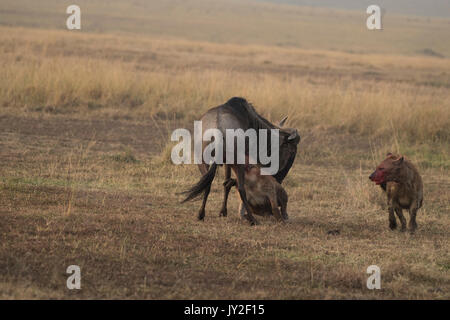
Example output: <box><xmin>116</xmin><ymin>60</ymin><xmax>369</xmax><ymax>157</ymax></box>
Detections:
<box><xmin>197</xmin><ymin>182</ymin><xmax>211</xmax><ymax>221</ymax></box>
<box><xmin>408</xmin><ymin>206</ymin><xmax>418</xmax><ymax>233</ymax></box>
<box><xmin>219</xmin><ymin>165</ymin><xmax>235</xmax><ymax>217</ymax></box>
<box><xmin>197</xmin><ymin>163</ymin><xmax>210</xmax><ymax>221</ymax></box>
<box><xmin>238</xmin><ymin>201</ymin><xmax>246</xmax><ymax>219</ymax></box>
<box><xmin>395</xmin><ymin>207</ymin><xmax>407</xmax><ymax>232</ymax></box>
<box><xmin>388</xmin><ymin>207</ymin><xmax>397</xmax><ymax>230</ymax></box>
<box><xmin>235</xmin><ymin>165</ymin><xmax>258</xmax><ymax>225</ymax></box>
<box><xmin>198</xmin><ymin>163</ymin><xmax>209</xmax><ymax>176</ymax></box>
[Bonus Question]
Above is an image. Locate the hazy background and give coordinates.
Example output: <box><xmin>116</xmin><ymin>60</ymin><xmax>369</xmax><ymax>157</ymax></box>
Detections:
<box><xmin>1</xmin><ymin>0</ymin><xmax>449</xmax><ymax>56</ymax></box>
<box><xmin>259</xmin><ymin>0</ymin><xmax>450</xmax><ymax>18</ymax></box>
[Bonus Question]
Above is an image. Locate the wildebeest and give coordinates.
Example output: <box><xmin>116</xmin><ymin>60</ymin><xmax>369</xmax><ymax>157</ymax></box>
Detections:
<box><xmin>181</xmin><ymin>97</ymin><xmax>300</xmax><ymax>225</ymax></box>
<box><xmin>235</xmin><ymin>164</ymin><xmax>289</xmax><ymax>222</ymax></box>
<box><xmin>369</xmin><ymin>153</ymin><xmax>423</xmax><ymax>233</ymax></box>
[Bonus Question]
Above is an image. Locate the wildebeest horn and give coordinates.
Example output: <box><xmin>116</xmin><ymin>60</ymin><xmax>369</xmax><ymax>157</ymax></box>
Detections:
<box><xmin>279</xmin><ymin>116</ymin><xmax>288</xmax><ymax>127</ymax></box>
<box><xmin>288</xmin><ymin>129</ymin><xmax>298</xmax><ymax>141</ymax></box>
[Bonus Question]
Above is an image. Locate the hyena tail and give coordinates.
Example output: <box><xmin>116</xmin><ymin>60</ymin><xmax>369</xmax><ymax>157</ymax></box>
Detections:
<box><xmin>180</xmin><ymin>163</ymin><xmax>217</xmax><ymax>203</ymax></box>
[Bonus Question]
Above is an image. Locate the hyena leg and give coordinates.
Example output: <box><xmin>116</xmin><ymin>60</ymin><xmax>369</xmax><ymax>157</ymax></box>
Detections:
<box><xmin>280</xmin><ymin>200</ymin><xmax>288</xmax><ymax>221</ymax></box>
<box><xmin>408</xmin><ymin>207</ymin><xmax>418</xmax><ymax>233</ymax></box>
<box><xmin>388</xmin><ymin>207</ymin><xmax>397</xmax><ymax>230</ymax></box>
<box><xmin>395</xmin><ymin>207</ymin><xmax>407</xmax><ymax>232</ymax></box>
<box><xmin>235</xmin><ymin>166</ymin><xmax>258</xmax><ymax>225</ymax></box>
<box><xmin>278</xmin><ymin>188</ymin><xmax>289</xmax><ymax>221</ymax></box>
<box><xmin>270</xmin><ymin>198</ymin><xmax>284</xmax><ymax>222</ymax></box>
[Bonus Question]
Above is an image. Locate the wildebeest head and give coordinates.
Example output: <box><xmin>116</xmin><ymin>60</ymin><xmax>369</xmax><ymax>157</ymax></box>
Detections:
<box><xmin>369</xmin><ymin>153</ymin><xmax>404</xmax><ymax>185</ymax></box>
<box><xmin>273</xmin><ymin>118</ymin><xmax>300</xmax><ymax>183</ymax></box>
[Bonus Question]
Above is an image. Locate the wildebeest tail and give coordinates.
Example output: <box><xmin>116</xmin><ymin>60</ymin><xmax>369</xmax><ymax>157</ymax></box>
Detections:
<box><xmin>180</xmin><ymin>163</ymin><xmax>217</xmax><ymax>203</ymax></box>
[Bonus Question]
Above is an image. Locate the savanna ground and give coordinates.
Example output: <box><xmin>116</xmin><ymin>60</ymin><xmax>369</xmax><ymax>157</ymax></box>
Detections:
<box><xmin>0</xmin><ymin>0</ymin><xmax>449</xmax><ymax>299</ymax></box>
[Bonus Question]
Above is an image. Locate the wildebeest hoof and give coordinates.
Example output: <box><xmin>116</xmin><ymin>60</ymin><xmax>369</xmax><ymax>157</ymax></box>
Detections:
<box><xmin>327</xmin><ymin>229</ymin><xmax>340</xmax><ymax>236</ymax></box>
<box><xmin>389</xmin><ymin>222</ymin><xmax>397</xmax><ymax>230</ymax></box>
<box><xmin>409</xmin><ymin>223</ymin><xmax>417</xmax><ymax>233</ymax></box>
<box><xmin>197</xmin><ymin>211</ymin><xmax>205</xmax><ymax>221</ymax></box>
<box><xmin>400</xmin><ymin>226</ymin><xmax>407</xmax><ymax>232</ymax></box>
<box><xmin>219</xmin><ymin>209</ymin><xmax>227</xmax><ymax>217</ymax></box>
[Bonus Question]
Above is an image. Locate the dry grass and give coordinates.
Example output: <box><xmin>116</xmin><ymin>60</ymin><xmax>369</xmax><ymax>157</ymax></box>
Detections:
<box><xmin>1</xmin><ymin>26</ymin><xmax>449</xmax><ymax>148</ymax></box>
<box><xmin>0</xmin><ymin>116</ymin><xmax>448</xmax><ymax>299</ymax></box>
<box><xmin>2</xmin><ymin>0</ymin><xmax>450</xmax><ymax>56</ymax></box>
<box><xmin>0</xmin><ymin>1</ymin><xmax>449</xmax><ymax>299</ymax></box>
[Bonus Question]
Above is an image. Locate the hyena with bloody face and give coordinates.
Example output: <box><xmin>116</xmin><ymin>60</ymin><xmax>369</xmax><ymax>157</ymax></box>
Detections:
<box><xmin>369</xmin><ymin>153</ymin><xmax>423</xmax><ymax>233</ymax></box>
<box><xmin>232</xmin><ymin>165</ymin><xmax>288</xmax><ymax>222</ymax></box>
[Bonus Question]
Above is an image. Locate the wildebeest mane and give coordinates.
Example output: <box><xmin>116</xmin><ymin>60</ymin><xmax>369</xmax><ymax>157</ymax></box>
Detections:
<box><xmin>222</xmin><ymin>97</ymin><xmax>277</xmax><ymax>131</ymax></box>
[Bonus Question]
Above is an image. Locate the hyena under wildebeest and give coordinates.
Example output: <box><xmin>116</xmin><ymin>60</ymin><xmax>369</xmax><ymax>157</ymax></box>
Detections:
<box><xmin>181</xmin><ymin>97</ymin><xmax>300</xmax><ymax>225</ymax></box>
<box><xmin>369</xmin><ymin>153</ymin><xmax>423</xmax><ymax>233</ymax></box>
<box><xmin>233</xmin><ymin>164</ymin><xmax>289</xmax><ymax>222</ymax></box>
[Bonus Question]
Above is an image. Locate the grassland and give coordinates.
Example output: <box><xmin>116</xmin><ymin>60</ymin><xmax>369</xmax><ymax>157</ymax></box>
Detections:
<box><xmin>0</xmin><ymin>0</ymin><xmax>449</xmax><ymax>299</ymax></box>
<box><xmin>2</xmin><ymin>0</ymin><xmax>450</xmax><ymax>56</ymax></box>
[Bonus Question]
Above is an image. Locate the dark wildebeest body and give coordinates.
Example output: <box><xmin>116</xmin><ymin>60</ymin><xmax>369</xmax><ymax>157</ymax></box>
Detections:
<box><xmin>369</xmin><ymin>153</ymin><xmax>423</xmax><ymax>233</ymax></box>
<box><xmin>181</xmin><ymin>97</ymin><xmax>300</xmax><ymax>225</ymax></box>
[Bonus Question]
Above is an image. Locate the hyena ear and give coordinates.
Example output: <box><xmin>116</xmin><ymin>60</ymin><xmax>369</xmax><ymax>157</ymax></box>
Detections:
<box><xmin>393</xmin><ymin>156</ymin><xmax>404</xmax><ymax>165</ymax></box>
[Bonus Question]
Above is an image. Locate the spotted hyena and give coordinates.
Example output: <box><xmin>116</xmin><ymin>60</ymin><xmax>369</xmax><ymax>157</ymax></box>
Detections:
<box><xmin>369</xmin><ymin>153</ymin><xmax>423</xmax><ymax>233</ymax></box>
<box><xmin>234</xmin><ymin>165</ymin><xmax>288</xmax><ymax>222</ymax></box>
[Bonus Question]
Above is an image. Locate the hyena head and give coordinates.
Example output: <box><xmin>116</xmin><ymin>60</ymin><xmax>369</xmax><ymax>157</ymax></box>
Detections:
<box><xmin>245</xmin><ymin>165</ymin><xmax>261</xmax><ymax>183</ymax></box>
<box><xmin>369</xmin><ymin>153</ymin><xmax>404</xmax><ymax>185</ymax></box>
